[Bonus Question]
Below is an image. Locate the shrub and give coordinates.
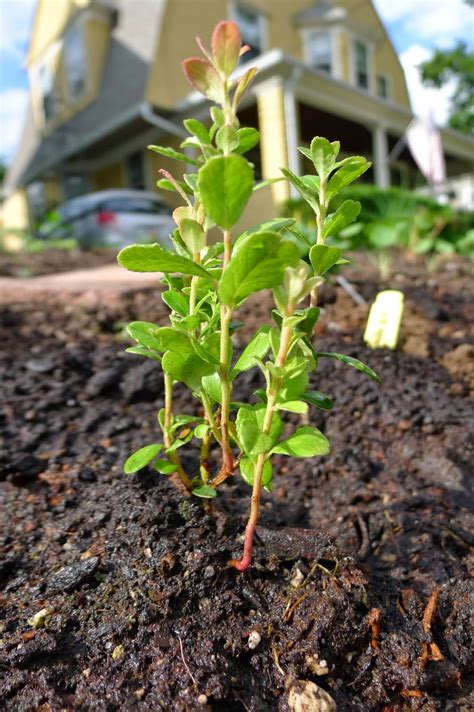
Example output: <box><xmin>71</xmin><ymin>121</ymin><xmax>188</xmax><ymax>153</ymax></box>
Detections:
<box><xmin>118</xmin><ymin>21</ymin><xmax>380</xmax><ymax>571</ymax></box>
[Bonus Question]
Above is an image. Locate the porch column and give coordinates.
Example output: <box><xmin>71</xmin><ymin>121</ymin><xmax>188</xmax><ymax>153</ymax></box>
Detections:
<box><xmin>255</xmin><ymin>78</ymin><xmax>291</xmax><ymax>205</ymax></box>
<box><xmin>373</xmin><ymin>125</ymin><xmax>390</xmax><ymax>189</ymax></box>
<box><xmin>283</xmin><ymin>83</ymin><xmax>301</xmax><ymax>190</ymax></box>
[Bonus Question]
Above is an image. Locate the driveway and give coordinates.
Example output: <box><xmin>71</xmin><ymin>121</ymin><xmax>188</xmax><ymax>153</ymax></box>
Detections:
<box><xmin>0</xmin><ymin>264</ymin><xmax>160</xmax><ymax>303</ymax></box>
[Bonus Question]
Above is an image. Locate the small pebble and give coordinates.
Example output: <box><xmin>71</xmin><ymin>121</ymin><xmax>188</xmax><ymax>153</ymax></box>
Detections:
<box><xmin>248</xmin><ymin>631</ymin><xmax>261</xmax><ymax>649</ymax></box>
<box><xmin>197</xmin><ymin>694</ymin><xmax>208</xmax><ymax>705</ymax></box>
<box><xmin>28</xmin><ymin>607</ymin><xmax>54</xmax><ymax>629</ymax></box>
<box><xmin>290</xmin><ymin>568</ymin><xmax>305</xmax><ymax>588</ymax></box>
<box><xmin>112</xmin><ymin>644</ymin><xmax>125</xmax><ymax>660</ymax></box>
<box><xmin>134</xmin><ymin>688</ymin><xmax>145</xmax><ymax>700</ymax></box>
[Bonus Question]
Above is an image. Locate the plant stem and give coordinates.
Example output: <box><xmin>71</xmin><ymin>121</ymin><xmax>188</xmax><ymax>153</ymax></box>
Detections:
<box><xmin>231</xmin><ymin>320</ymin><xmax>294</xmax><ymax>571</ymax></box>
<box><xmin>316</xmin><ymin>179</ymin><xmax>327</xmax><ymax>246</ymax></box>
<box><xmin>163</xmin><ymin>372</ymin><xmax>192</xmax><ymax>492</ymax></box>
<box><xmin>311</xmin><ymin>179</ymin><xmax>328</xmax><ymax>307</ymax></box>
<box><xmin>189</xmin><ymin>252</ymin><xmax>201</xmax><ymax>318</ymax></box>
<box><xmin>216</xmin><ymin>228</ymin><xmax>235</xmax><ymax>477</ymax></box>
<box><xmin>219</xmin><ymin>305</ymin><xmax>234</xmax><ymax>475</ymax></box>
<box><xmin>201</xmin><ymin>392</ymin><xmax>221</xmax><ymax>445</ymax></box>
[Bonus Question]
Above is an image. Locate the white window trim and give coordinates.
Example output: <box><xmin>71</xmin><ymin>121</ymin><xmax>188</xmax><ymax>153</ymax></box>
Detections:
<box><xmin>30</xmin><ymin>40</ymin><xmax>62</xmax><ymax>126</ymax></box>
<box><xmin>301</xmin><ymin>26</ymin><xmax>342</xmax><ymax>79</ymax></box>
<box><xmin>228</xmin><ymin>1</ymin><xmax>269</xmax><ymax>56</ymax></box>
<box><xmin>64</xmin><ymin>15</ymin><xmax>89</xmax><ymax>103</ymax></box>
<box><xmin>348</xmin><ymin>31</ymin><xmax>375</xmax><ymax>94</ymax></box>
<box><xmin>376</xmin><ymin>72</ymin><xmax>391</xmax><ymax>101</ymax></box>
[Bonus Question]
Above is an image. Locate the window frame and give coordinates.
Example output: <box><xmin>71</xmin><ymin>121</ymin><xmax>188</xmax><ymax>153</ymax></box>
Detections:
<box><xmin>349</xmin><ymin>35</ymin><xmax>374</xmax><ymax>93</ymax></box>
<box><xmin>228</xmin><ymin>1</ymin><xmax>268</xmax><ymax>61</ymax></box>
<box><xmin>376</xmin><ymin>73</ymin><xmax>391</xmax><ymax>101</ymax></box>
<box><xmin>63</xmin><ymin>20</ymin><xmax>88</xmax><ymax>102</ymax></box>
<box><xmin>301</xmin><ymin>26</ymin><xmax>341</xmax><ymax>79</ymax></box>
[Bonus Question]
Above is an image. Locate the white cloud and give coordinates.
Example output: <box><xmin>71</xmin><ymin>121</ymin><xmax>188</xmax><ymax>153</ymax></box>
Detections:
<box><xmin>400</xmin><ymin>44</ymin><xmax>456</xmax><ymax>124</ymax></box>
<box><xmin>373</xmin><ymin>0</ymin><xmax>474</xmax><ymax>47</ymax></box>
<box><xmin>0</xmin><ymin>88</ymin><xmax>29</xmax><ymax>162</ymax></box>
<box><xmin>0</xmin><ymin>0</ymin><xmax>37</xmax><ymax>61</ymax></box>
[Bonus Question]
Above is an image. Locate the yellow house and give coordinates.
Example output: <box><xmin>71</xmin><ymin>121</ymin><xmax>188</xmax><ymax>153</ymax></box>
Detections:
<box><xmin>3</xmin><ymin>0</ymin><xmax>474</xmax><ymax>234</ymax></box>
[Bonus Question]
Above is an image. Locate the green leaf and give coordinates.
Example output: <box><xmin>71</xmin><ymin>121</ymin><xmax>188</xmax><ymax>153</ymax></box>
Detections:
<box><xmin>231</xmin><ymin>326</ymin><xmax>271</xmax><ymax>378</ymax></box>
<box><xmin>118</xmin><ymin>243</ymin><xmax>212</xmax><ymax>279</ymax></box>
<box><xmin>179</xmin><ymin>218</ymin><xmax>206</xmax><ymax>253</ymax></box>
<box><xmin>197</xmin><ymin>154</ymin><xmax>254</xmax><ymax>229</ymax></box>
<box><xmin>279</xmin><ymin>357</ymin><xmax>311</xmax><ymax>401</ymax></box>
<box><xmin>326</xmin><ymin>158</ymin><xmax>370</xmax><ymax>200</ymax></box>
<box><xmin>184</xmin><ymin>118</ymin><xmax>211</xmax><ymax>144</ymax></box>
<box><xmin>239</xmin><ymin>457</ymin><xmax>272</xmax><ymax>490</ymax></box>
<box><xmin>216</xmin><ymin>124</ymin><xmax>239</xmax><ymax>152</ymax></box>
<box><xmin>148</xmin><ymin>145</ymin><xmax>199</xmax><ymax>166</ymax></box>
<box><xmin>310</xmin><ymin>137</ymin><xmax>340</xmax><ymax>179</ymax></box>
<box><xmin>153</xmin><ymin>459</ymin><xmax>177</xmax><ymax>475</ymax></box>
<box><xmin>125</xmin><ymin>345</ymin><xmax>161</xmax><ymax>362</ymax></box>
<box><xmin>124</xmin><ymin>444</ymin><xmax>162</xmax><ymax>474</ymax></box>
<box><xmin>232</xmin><ymin>67</ymin><xmax>257</xmax><ymax>109</ymax></box>
<box><xmin>280</xmin><ymin>168</ymin><xmax>319</xmax><ymax>212</ymax></box>
<box><xmin>323</xmin><ymin>200</ymin><xmax>361</xmax><ymax>238</ymax></box>
<box><xmin>162</xmin><ymin>290</ymin><xmax>189</xmax><ymax>316</ymax></box>
<box><xmin>309</xmin><ymin>245</ymin><xmax>343</xmax><ymax>276</ymax></box>
<box><xmin>162</xmin><ymin>351</ymin><xmax>216</xmax><ymax>391</ymax></box>
<box><xmin>317</xmin><ymin>352</ymin><xmax>382</xmax><ymax>383</ymax></box>
<box><xmin>192</xmin><ymin>485</ymin><xmax>217</xmax><ymax>499</ymax></box>
<box><xmin>235</xmin><ymin>127</ymin><xmax>259</xmax><ymax>154</ymax></box>
<box><xmin>201</xmin><ymin>372</ymin><xmax>222</xmax><ymax>403</ymax></box>
<box><xmin>219</xmin><ymin>231</ymin><xmax>299</xmax><ymax>306</ymax></box>
<box><xmin>271</xmin><ymin>426</ymin><xmax>330</xmax><ymax>457</ymax></box>
<box><xmin>194</xmin><ymin>423</ymin><xmax>209</xmax><ymax>438</ymax></box>
<box><xmin>276</xmin><ymin>400</ymin><xmax>308</xmax><ymax>414</ymax></box>
<box><xmin>302</xmin><ymin>390</ymin><xmax>333</xmax><ymax>410</ymax></box>
<box><xmin>153</xmin><ymin>327</ymin><xmax>193</xmax><ymax>354</ymax></box>
<box><xmin>233</xmin><ymin>217</ymin><xmax>296</xmax><ymax>253</ymax></box>
<box><xmin>127</xmin><ymin>321</ymin><xmax>163</xmax><ymax>350</ymax></box>
<box><xmin>236</xmin><ymin>404</ymin><xmax>283</xmax><ymax>457</ymax></box>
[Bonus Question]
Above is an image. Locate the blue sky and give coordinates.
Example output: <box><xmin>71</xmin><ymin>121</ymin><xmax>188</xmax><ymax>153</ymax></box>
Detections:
<box><xmin>0</xmin><ymin>0</ymin><xmax>473</xmax><ymax>165</ymax></box>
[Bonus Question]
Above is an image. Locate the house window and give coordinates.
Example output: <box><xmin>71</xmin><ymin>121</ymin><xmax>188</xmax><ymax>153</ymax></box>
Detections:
<box><xmin>64</xmin><ymin>24</ymin><xmax>86</xmax><ymax>100</ymax></box>
<box><xmin>377</xmin><ymin>74</ymin><xmax>389</xmax><ymax>99</ymax></box>
<box><xmin>307</xmin><ymin>31</ymin><xmax>332</xmax><ymax>73</ymax></box>
<box><xmin>38</xmin><ymin>64</ymin><xmax>56</xmax><ymax>122</ymax></box>
<box><xmin>126</xmin><ymin>152</ymin><xmax>145</xmax><ymax>190</ymax></box>
<box><xmin>354</xmin><ymin>40</ymin><xmax>369</xmax><ymax>89</ymax></box>
<box><xmin>232</xmin><ymin>4</ymin><xmax>262</xmax><ymax>61</ymax></box>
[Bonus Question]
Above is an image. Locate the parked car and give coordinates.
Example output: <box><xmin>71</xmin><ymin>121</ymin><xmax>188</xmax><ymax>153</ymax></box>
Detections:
<box><xmin>56</xmin><ymin>190</ymin><xmax>175</xmax><ymax>249</ymax></box>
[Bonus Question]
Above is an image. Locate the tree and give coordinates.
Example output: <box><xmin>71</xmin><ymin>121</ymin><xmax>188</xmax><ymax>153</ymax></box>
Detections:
<box><xmin>419</xmin><ymin>40</ymin><xmax>474</xmax><ymax>134</ymax></box>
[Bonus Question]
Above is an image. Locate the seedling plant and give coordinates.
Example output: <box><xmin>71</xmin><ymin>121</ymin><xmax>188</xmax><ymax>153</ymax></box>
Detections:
<box><xmin>118</xmin><ymin>21</ymin><xmax>380</xmax><ymax>571</ymax></box>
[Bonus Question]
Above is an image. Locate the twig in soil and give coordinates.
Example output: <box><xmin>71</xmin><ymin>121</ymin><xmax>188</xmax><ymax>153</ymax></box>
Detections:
<box><xmin>419</xmin><ymin>589</ymin><xmax>444</xmax><ymax>665</ymax></box>
<box><xmin>368</xmin><ymin>607</ymin><xmax>381</xmax><ymax>651</ymax></box>
<box><xmin>177</xmin><ymin>635</ymin><xmax>197</xmax><ymax>687</ymax></box>
<box><xmin>297</xmin><ymin>560</ymin><xmax>339</xmax><ymax>590</ymax></box>
<box><xmin>352</xmin><ymin>508</ymin><xmax>371</xmax><ymax>560</ymax></box>
<box><xmin>271</xmin><ymin>641</ymin><xmax>285</xmax><ymax>675</ymax></box>
<box><xmin>284</xmin><ymin>592</ymin><xmax>308</xmax><ymax>622</ymax></box>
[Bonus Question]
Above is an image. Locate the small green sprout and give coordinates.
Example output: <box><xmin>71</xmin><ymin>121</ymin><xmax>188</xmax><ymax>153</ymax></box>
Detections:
<box><xmin>118</xmin><ymin>20</ymin><xmax>380</xmax><ymax>571</ymax></box>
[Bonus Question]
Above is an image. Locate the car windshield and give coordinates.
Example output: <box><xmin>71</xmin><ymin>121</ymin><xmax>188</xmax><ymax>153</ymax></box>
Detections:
<box><xmin>99</xmin><ymin>197</ymin><xmax>168</xmax><ymax>215</ymax></box>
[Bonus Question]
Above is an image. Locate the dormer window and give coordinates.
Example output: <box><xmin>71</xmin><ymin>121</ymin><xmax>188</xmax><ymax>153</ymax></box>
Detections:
<box><xmin>307</xmin><ymin>30</ymin><xmax>332</xmax><ymax>74</ymax></box>
<box><xmin>377</xmin><ymin>74</ymin><xmax>389</xmax><ymax>99</ymax></box>
<box><xmin>38</xmin><ymin>63</ymin><xmax>56</xmax><ymax>123</ymax></box>
<box><xmin>64</xmin><ymin>23</ymin><xmax>86</xmax><ymax>101</ymax></box>
<box><xmin>231</xmin><ymin>3</ymin><xmax>263</xmax><ymax>61</ymax></box>
<box><xmin>354</xmin><ymin>39</ymin><xmax>369</xmax><ymax>90</ymax></box>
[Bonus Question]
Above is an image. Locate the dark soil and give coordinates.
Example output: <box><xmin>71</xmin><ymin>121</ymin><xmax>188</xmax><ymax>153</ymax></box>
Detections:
<box><xmin>1</xmin><ymin>256</ymin><xmax>473</xmax><ymax>711</ymax></box>
<box><xmin>0</xmin><ymin>248</ymin><xmax>116</xmax><ymax>278</ymax></box>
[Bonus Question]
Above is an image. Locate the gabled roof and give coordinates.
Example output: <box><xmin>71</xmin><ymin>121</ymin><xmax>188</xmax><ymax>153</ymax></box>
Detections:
<box><xmin>293</xmin><ymin>1</ymin><xmax>346</xmax><ymax>26</ymax></box>
<box><xmin>6</xmin><ymin>0</ymin><xmax>167</xmax><ymax>190</ymax></box>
